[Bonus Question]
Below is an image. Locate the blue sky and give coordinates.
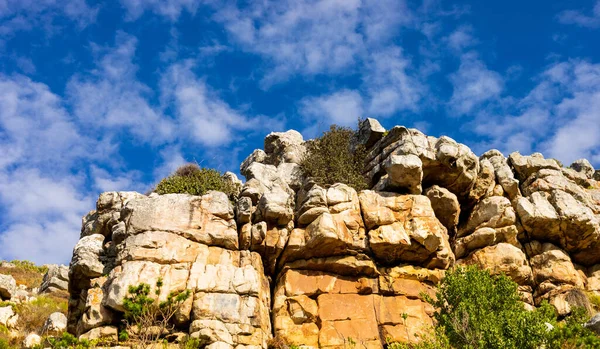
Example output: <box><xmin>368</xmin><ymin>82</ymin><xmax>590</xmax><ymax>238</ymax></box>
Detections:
<box><xmin>1</xmin><ymin>0</ymin><xmax>600</xmax><ymax>264</ymax></box>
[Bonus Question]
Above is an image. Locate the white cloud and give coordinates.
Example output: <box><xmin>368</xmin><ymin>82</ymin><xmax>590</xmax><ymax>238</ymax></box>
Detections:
<box><xmin>0</xmin><ymin>0</ymin><xmax>97</xmax><ymax>41</ymax></box>
<box><xmin>160</xmin><ymin>60</ymin><xmax>279</xmax><ymax>146</ymax></box>
<box><xmin>299</xmin><ymin>89</ymin><xmax>364</xmax><ymax>128</ymax></box>
<box><xmin>120</xmin><ymin>0</ymin><xmax>202</xmax><ymax>21</ymax></box>
<box><xmin>464</xmin><ymin>59</ymin><xmax>600</xmax><ymax>167</ymax></box>
<box><xmin>557</xmin><ymin>1</ymin><xmax>600</xmax><ymax>29</ymax></box>
<box><xmin>448</xmin><ymin>52</ymin><xmax>504</xmax><ymax>116</ymax></box>
<box><xmin>0</xmin><ymin>75</ymin><xmax>94</xmax><ymax>264</ymax></box>
<box><xmin>365</xmin><ymin>46</ymin><xmax>424</xmax><ymax>116</ymax></box>
<box><xmin>67</xmin><ymin>32</ymin><xmax>176</xmax><ymax>144</ymax></box>
<box><xmin>214</xmin><ymin>0</ymin><xmax>413</xmax><ymax>87</ymax></box>
<box><xmin>444</xmin><ymin>25</ymin><xmax>477</xmax><ymax>53</ymax></box>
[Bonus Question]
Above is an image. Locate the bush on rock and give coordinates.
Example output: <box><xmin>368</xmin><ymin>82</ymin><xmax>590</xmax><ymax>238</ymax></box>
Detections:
<box><xmin>154</xmin><ymin>163</ymin><xmax>236</xmax><ymax>198</ymax></box>
<box><xmin>389</xmin><ymin>265</ymin><xmax>600</xmax><ymax>349</ymax></box>
<box><xmin>299</xmin><ymin>125</ymin><xmax>368</xmax><ymax>191</ymax></box>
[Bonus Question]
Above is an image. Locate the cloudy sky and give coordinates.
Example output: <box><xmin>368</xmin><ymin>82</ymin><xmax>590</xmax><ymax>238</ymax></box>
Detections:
<box><xmin>1</xmin><ymin>0</ymin><xmax>599</xmax><ymax>264</ymax></box>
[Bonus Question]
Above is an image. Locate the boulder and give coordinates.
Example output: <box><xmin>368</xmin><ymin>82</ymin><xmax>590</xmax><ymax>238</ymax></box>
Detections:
<box><xmin>279</xmin><ymin>184</ymin><xmax>366</xmax><ymax>266</ymax></box>
<box><xmin>382</xmin><ymin>154</ymin><xmax>423</xmax><ymax>194</ymax></box>
<box><xmin>359</xmin><ymin>191</ymin><xmax>454</xmax><ymax>268</ymax></box>
<box><xmin>529</xmin><ymin>243</ymin><xmax>584</xmax><ymax>289</ymax></box>
<box><xmin>42</xmin><ymin>312</ymin><xmax>68</xmax><ymax>334</ymax></box>
<box><xmin>468</xmin><ymin>158</ymin><xmax>496</xmax><ymax>202</ymax></box>
<box><xmin>70</xmin><ymin>234</ymin><xmax>106</xmax><ymax>280</ymax></box>
<box><xmin>79</xmin><ymin>325</ymin><xmax>118</xmax><ymax>341</ymax></box>
<box><xmin>263</xmin><ymin>130</ymin><xmax>306</xmax><ymax>166</ymax></box>
<box><xmin>570</xmin><ymin>159</ymin><xmax>595</xmax><ymax>179</ymax></box>
<box><xmin>458</xmin><ymin>243</ymin><xmax>533</xmax><ymax>287</ymax></box>
<box><xmin>0</xmin><ymin>274</ymin><xmax>17</xmax><ymax>300</ymax></box>
<box><xmin>481</xmin><ymin>150</ymin><xmax>521</xmax><ymax>200</ymax></box>
<box><xmin>40</xmin><ymin>264</ymin><xmax>69</xmax><ymax>293</ymax></box>
<box><xmin>240</xmin><ymin>149</ymin><xmax>267</xmax><ymax>178</ymax></box>
<box><xmin>0</xmin><ymin>306</ymin><xmax>16</xmax><ymax>327</ymax></box>
<box><xmin>459</xmin><ymin>196</ymin><xmax>516</xmax><ymax>238</ymax></box>
<box><xmin>365</xmin><ymin>127</ymin><xmax>478</xmax><ymax>198</ymax></box>
<box><xmin>23</xmin><ymin>334</ymin><xmax>41</xmax><ymax>349</ymax></box>
<box><xmin>585</xmin><ymin>313</ymin><xmax>600</xmax><ymax>335</ymax></box>
<box><xmin>354</xmin><ymin>117</ymin><xmax>386</xmax><ymax>150</ymax></box>
<box><xmin>424</xmin><ymin>185</ymin><xmax>460</xmax><ymax>235</ymax></box>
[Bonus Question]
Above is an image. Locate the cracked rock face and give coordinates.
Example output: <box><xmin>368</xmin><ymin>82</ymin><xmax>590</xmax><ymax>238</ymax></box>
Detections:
<box><xmin>68</xmin><ymin>122</ymin><xmax>600</xmax><ymax>348</ymax></box>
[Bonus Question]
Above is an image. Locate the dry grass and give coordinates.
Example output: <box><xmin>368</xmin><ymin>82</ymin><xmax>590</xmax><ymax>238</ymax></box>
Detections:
<box><xmin>588</xmin><ymin>291</ymin><xmax>600</xmax><ymax>312</ymax></box>
<box><xmin>15</xmin><ymin>292</ymin><xmax>68</xmax><ymax>335</ymax></box>
<box><xmin>0</xmin><ymin>260</ymin><xmax>48</xmax><ymax>289</ymax></box>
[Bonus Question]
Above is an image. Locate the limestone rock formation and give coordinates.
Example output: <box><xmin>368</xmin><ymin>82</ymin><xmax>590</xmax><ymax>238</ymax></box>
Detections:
<box><xmin>66</xmin><ymin>121</ymin><xmax>600</xmax><ymax>348</ymax></box>
<box><xmin>40</xmin><ymin>264</ymin><xmax>69</xmax><ymax>293</ymax></box>
<box><xmin>0</xmin><ymin>274</ymin><xmax>17</xmax><ymax>300</ymax></box>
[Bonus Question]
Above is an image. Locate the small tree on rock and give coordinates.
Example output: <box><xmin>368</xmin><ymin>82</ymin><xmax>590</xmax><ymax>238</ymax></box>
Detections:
<box><xmin>122</xmin><ymin>278</ymin><xmax>190</xmax><ymax>349</ymax></box>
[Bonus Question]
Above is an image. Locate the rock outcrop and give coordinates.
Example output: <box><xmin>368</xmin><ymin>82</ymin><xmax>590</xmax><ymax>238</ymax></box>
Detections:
<box><xmin>66</xmin><ymin>120</ymin><xmax>600</xmax><ymax>348</ymax></box>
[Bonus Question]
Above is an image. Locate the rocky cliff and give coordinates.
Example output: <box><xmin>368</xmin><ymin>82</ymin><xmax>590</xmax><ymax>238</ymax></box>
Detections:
<box><xmin>66</xmin><ymin>119</ymin><xmax>600</xmax><ymax>349</ymax></box>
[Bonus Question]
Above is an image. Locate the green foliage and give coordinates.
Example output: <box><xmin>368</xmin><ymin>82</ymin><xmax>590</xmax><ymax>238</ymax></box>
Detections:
<box><xmin>386</xmin><ymin>328</ymin><xmax>451</xmax><ymax>349</ymax></box>
<box><xmin>122</xmin><ymin>278</ymin><xmax>191</xmax><ymax>348</ymax></box>
<box><xmin>119</xmin><ymin>330</ymin><xmax>129</xmax><ymax>342</ymax></box>
<box><xmin>179</xmin><ymin>338</ymin><xmax>201</xmax><ymax>349</ymax></box>
<box><xmin>386</xmin><ymin>266</ymin><xmax>600</xmax><ymax>349</ymax></box>
<box><xmin>546</xmin><ymin>307</ymin><xmax>600</xmax><ymax>349</ymax></box>
<box><xmin>299</xmin><ymin>125</ymin><xmax>368</xmax><ymax>191</ymax></box>
<box><xmin>425</xmin><ymin>265</ymin><xmax>556</xmax><ymax>349</ymax></box>
<box><xmin>0</xmin><ymin>338</ymin><xmax>11</xmax><ymax>349</ymax></box>
<box><xmin>154</xmin><ymin>163</ymin><xmax>235</xmax><ymax>198</ymax></box>
<box><xmin>45</xmin><ymin>332</ymin><xmax>91</xmax><ymax>349</ymax></box>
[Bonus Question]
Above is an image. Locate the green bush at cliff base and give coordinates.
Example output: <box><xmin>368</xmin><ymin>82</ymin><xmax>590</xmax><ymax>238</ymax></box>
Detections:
<box><xmin>299</xmin><ymin>125</ymin><xmax>368</xmax><ymax>191</ymax></box>
<box><xmin>427</xmin><ymin>265</ymin><xmax>556</xmax><ymax>349</ymax></box>
<box><xmin>388</xmin><ymin>265</ymin><xmax>600</xmax><ymax>349</ymax></box>
<box><xmin>154</xmin><ymin>163</ymin><xmax>235</xmax><ymax>197</ymax></box>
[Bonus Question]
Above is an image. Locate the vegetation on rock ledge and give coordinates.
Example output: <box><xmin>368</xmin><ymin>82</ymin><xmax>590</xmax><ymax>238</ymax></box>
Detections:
<box><xmin>154</xmin><ymin>163</ymin><xmax>236</xmax><ymax>198</ymax></box>
<box><xmin>299</xmin><ymin>124</ymin><xmax>368</xmax><ymax>191</ymax></box>
<box><xmin>388</xmin><ymin>266</ymin><xmax>600</xmax><ymax>349</ymax></box>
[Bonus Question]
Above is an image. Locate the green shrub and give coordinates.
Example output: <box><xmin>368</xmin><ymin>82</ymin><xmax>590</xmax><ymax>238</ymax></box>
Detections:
<box><xmin>0</xmin><ymin>338</ymin><xmax>10</xmax><ymax>349</ymax></box>
<box><xmin>179</xmin><ymin>337</ymin><xmax>201</xmax><ymax>349</ymax></box>
<box><xmin>299</xmin><ymin>125</ymin><xmax>368</xmax><ymax>191</ymax></box>
<box><xmin>122</xmin><ymin>278</ymin><xmax>191</xmax><ymax>348</ymax></box>
<box><xmin>546</xmin><ymin>307</ymin><xmax>600</xmax><ymax>349</ymax></box>
<box><xmin>154</xmin><ymin>163</ymin><xmax>236</xmax><ymax>198</ymax></box>
<box><xmin>425</xmin><ymin>265</ymin><xmax>556</xmax><ymax>349</ymax></box>
<box><xmin>45</xmin><ymin>332</ymin><xmax>91</xmax><ymax>349</ymax></box>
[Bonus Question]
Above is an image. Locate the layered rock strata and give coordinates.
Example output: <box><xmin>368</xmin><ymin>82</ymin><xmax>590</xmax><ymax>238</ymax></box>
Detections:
<box><xmin>67</xmin><ymin>119</ymin><xmax>600</xmax><ymax>348</ymax></box>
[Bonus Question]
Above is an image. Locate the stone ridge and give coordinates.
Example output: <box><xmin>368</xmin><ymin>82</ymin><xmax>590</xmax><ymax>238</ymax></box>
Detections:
<box><xmin>67</xmin><ymin>118</ymin><xmax>600</xmax><ymax>349</ymax></box>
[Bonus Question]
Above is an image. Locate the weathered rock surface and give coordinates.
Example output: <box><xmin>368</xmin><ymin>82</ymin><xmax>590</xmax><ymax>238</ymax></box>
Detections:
<box><xmin>0</xmin><ymin>306</ymin><xmax>18</xmax><ymax>328</ymax></box>
<box><xmin>359</xmin><ymin>191</ymin><xmax>453</xmax><ymax>268</ymax></box>
<box><xmin>40</xmin><ymin>264</ymin><xmax>69</xmax><ymax>293</ymax></box>
<box><xmin>43</xmin><ymin>312</ymin><xmax>68</xmax><ymax>333</ymax></box>
<box><xmin>66</xmin><ymin>119</ymin><xmax>600</xmax><ymax>347</ymax></box>
<box><xmin>364</xmin><ymin>127</ymin><xmax>479</xmax><ymax>199</ymax></box>
<box><xmin>23</xmin><ymin>333</ymin><xmax>41</xmax><ymax>348</ymax></box>
<box><xmin>0</xmin><ymin>274</ymin><xmax>17</xmax><ymax>300</ymax></box>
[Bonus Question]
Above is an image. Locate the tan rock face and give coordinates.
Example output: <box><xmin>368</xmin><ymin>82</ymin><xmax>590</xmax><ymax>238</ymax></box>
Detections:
<box><xmin>511</xmin><ymin>152</ymin><xmax>600</xmax><ymax>266</ymax></box>
<box><xmin>273</xmin><ymin>268</ymin><xmax>438</xmax><ymax>348</ymax></box>
<box><xmin>69</xmin><ymin>122</ymin><xmax>600</xmax><ymax>347</ymax></box>
<box><xmin>68</xmin><ymin>191</ymin><xmax>272</xmax><ymax>348</ymax></box>
<box><xmin>359</xmin><ymin>191</ymin><xmax>454</xmax><ymax>268</ymax></box>
<box><xmin>458</xmin><ymin>243</ymin><xmax>533</xmax><ymax>287</ymax></box>
<box><xmin>364</xmin><ymin>127</ymin><xmax>479</xmax><ymax>199</ymax></box>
